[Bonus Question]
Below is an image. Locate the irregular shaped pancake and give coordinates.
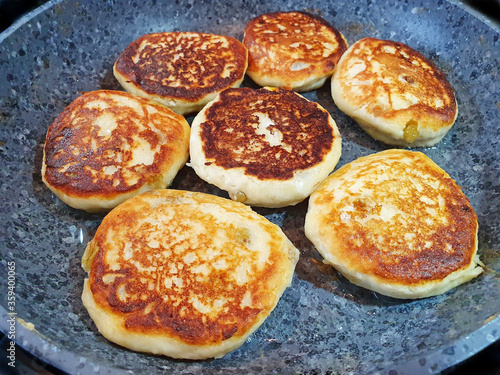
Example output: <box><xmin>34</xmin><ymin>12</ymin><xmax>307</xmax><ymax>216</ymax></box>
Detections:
<box><xmin>243</xmin><ymin>11</ymin><xmax>348</xmax><ymax>92</ymax></box>
<box><xmin>81</xmin><ymin>189</ymin><xmax>299</xmax><ymax>359</ymax></box>
<box><xmin>189</xmin><ymin>87</ymin><xmax>342</xmax><ymax>208</ymax></box>
<box><xmin>42</xmin><ymin>90</ymin><xmax>190</xmax><ymax>212</ymax></box>
<box><xmin>305</xmin><ymin>150</ymin><xmax>482</xmax><ymax>299</ymax></box>
<box><xmin>114</xmin><ymin>32</ymin><xmax>248</xmax><ymax>115</ymax></box>
<box><xmin>331</xmin><ymin>37</ymin><xmax>458</xmax><ymax>147</ymax></box>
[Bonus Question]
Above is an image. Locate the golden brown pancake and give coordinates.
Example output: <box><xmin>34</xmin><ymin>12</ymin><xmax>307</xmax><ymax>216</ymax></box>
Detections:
<box><xmin>331</xmin><ymin>37</ymin><xmax>458</xmax><ymax>147</ymax></box>
<box><xmin>243</xmin><ymin>11</ymin><xmax>348</xmax><ymax>92</ymax></box>
<box><xmin>189</xmin><ymin>87</ymin><xmax>342</xmax><ymax>207</ymax></box>
<box><xmin>114</xmin><ymin>32</ymin><xmax>248</xmax><ymax>115</ymax></box>
<box><xmin>81</xmin><ymin>189</ymin><xmax>299</xmax><ymax>359</ymax></box>
<box><xmin>305</xmin><ymin>150</ymin><xmax>482</xmax><ymax>299</ymax></box>
<box><xmin>42</xmin><ymin>90</ymin><xmax>190</xmax><ymax>212</ymax></box>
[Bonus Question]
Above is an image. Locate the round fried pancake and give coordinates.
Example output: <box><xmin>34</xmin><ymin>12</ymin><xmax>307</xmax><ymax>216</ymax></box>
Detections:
<box><xmin>189</xmin><ymin>87</ymin><xmax>342</xmax><ymax>208</ymax></box>
<box><xmin>243</xmin><ymin>11</ymin><xmax>348</xmax><ymax>92</ymax></box>
<box><xmin>305</xmin><ymin>150</ymin><xmax>482</xmax><ymax>299</ymax></box>
<box><xmin>81</xmin><ymin>189</ymin><xmax>299</xmax><ymax>359</ymax></box>
<box><xmin>331</xmin><ymin>37</ymin><xmax>458</xmax><ymax>147</ymax></box>
<box><xmin>114</xmin><ymin>32</ymin><xmax>248</xmax><ymax>115</ymax></box>
<box><xmin>42</xmin><ymin>90</ymin><xmax>190</xmax><ymax>213</ymax></box>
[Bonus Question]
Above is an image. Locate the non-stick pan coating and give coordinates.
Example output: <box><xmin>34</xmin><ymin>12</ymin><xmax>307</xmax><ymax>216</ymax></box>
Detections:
<box><xmin>0</xmin><ymin>0</ymin><xmax>499</xmax><ymax>373</ymax></box>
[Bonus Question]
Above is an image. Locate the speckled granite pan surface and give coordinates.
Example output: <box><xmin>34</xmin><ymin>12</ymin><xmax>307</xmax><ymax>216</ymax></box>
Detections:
<box><xmin>0</xmin><ymin>0</ymin><xmax>499</xmax><ymax>374</ymax></box>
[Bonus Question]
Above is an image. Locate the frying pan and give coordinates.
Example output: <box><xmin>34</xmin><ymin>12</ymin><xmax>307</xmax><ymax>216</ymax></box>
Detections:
<box><xmin>0</xmin><ymin>0</ymin><xmax>499</xmax><ymax>373</ymax></box>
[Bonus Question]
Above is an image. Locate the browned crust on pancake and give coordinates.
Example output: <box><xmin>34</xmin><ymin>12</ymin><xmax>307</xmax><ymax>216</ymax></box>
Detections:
<box><xmin>114</xmin><ymin>32</ymin><xmax>248</xmax><ymax>103</ymax></box>
<box><xmin>86</xmin><ymin>190</ymin><xmax>292</xmax><ymax>345</ymax></box>
<box><xmin>200</xmin><ymin>87</ymin><xmax>336</xmax><ymax>180</ymax></box>
<box><xmin>312</xmin><ymin>151</ymin><xmax>477</xmax><ymax>285</ymax></box>
<box><xmin>243</xmin><ymin>11</ymin><xmax>347</xmax><ymax>88</ymax></box>
<box><xmin>43</xmin><ymin>90</ymin><xmax>188</xmax><ymax>198</ymax></box>
<box><xmin>336</xmin><ymin>37</ymin><xmax>457</xmax><ymax>128</ymax></box>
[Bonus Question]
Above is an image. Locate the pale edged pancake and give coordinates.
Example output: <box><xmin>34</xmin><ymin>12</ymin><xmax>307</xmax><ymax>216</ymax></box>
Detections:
<box><xmin>189</xmin><ymin>87</ymin><xmax>342</xmax><ymax>208</ymax></box>
<box><xmin>305</xmin><ymin>150</ymin><xmax>482</xmax><ymax>299</ymax></box>
<box><xmin>331</xmin><ymin>37</ymin><xmax>458</xmax><ymax>147</ymax></box>
<box><xmin>114</xmin><ymin>32</ymin><xmax>248</xmax><ymax>115</ymax></box>
<box><xmin>81</xmin><ymin>189</ymin><xmax>299</xmax><ymax>359</ymax></box>
<box><xmin>243</xmin><ymin>11</ymin><xmax>348</xmax><ymax>92</ymax></box>
<box><xmin>42</xmin><ymin>90</ymin><xmax>190</xmax><ymax>213</ymax></box>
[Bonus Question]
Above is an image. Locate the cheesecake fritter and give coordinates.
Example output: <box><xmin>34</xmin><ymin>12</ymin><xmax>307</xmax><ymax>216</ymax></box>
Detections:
<box><xmin>42</xmin><ymin>90</ymin><xmax>190</xmax><ymax>212</ymax></box>
<box><xmin>305</xmin><ymin>150</ymin><xmax>482</xmax><ymax>299</ymax></box>
<box><xmin>243</xmin><ymin>11</ymin><xmax>348</xmax><ymax>92</ymax></box>
<box><xmin>114</xmin><ymin>32</ymin><xmax>248</xmax><ymax>115</ymax></box>
<box><xmin>331</xmin><ymin>37</ymin><xmax>458</xmax><ymax>147</ymax></box>
<box><xmin>81</xmin><ymin>189</ymin><xmax>299</xmax><ymax>359</ymax></box>
<box><xmin>189</xmin><ymin>87</ymin><xmax>342</xmax><ymax>207</ymax></box>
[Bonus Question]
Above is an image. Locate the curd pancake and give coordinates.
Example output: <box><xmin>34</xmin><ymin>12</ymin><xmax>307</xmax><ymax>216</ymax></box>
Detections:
<box><xmin>243</xmin><ymin>11</ymin><xmax>347</xmax><ymax>92</ymax></box>
<box><xmin>189</xmin><ymin>87</ymin><xmax>342</xmax><ymax>208</ymax></box>
<box><xmin>305</xmin><ymin>150</ymin><xmax>482</xmax><ymax>299</ymax></box>
<box><xmin>331</xmin><ymin>37</ymin><xmax>458</xmax><ymax>147</ymax></box>
<box><xmin>42</xmin><ymin>90</ymin><xmax>190</xmax><ymax>213</ymax></box>
<box><xmin>114</xmin><ymin>32</ymin><xmax>248</xmax><ymax>115</ymax></box>
<box><xmin>81</xmin><ymin>189</ymin><xmax>299</xmax><ymax>359</ymax></box>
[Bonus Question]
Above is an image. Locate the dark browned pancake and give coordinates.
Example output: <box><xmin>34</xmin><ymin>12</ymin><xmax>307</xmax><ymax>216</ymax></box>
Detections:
<box><xmin>331</xmin><ymin>37</ymin><xmax>457</xmax><ymax>146</ymax></box>
<box><xmin>189</xmin><ymin>87</ymin><xmax>342</xmax><ymax>207</ymax></box>
<box><xmin>114</xmin><ymin>32</ymin><xmax>248</xmax><ymax>115</ymax></box>
<box><xmin>42</xmin><ymin>90</ymin><xmax>190</xmax><ymax>212</ymax></box>
<box><xmin>243</xmin><ymin>11</ymin><xmax>348</xmax><ymax>91</ymax></box>
<box><xmin>305</xmin><ymin>150</ymin><xmax>482</xmax><ymax>299</ymax></box>
<box><xmin>81</xmin><ymin>189</ymin><xmax>299</xmax><ymax>359</ymax></box>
